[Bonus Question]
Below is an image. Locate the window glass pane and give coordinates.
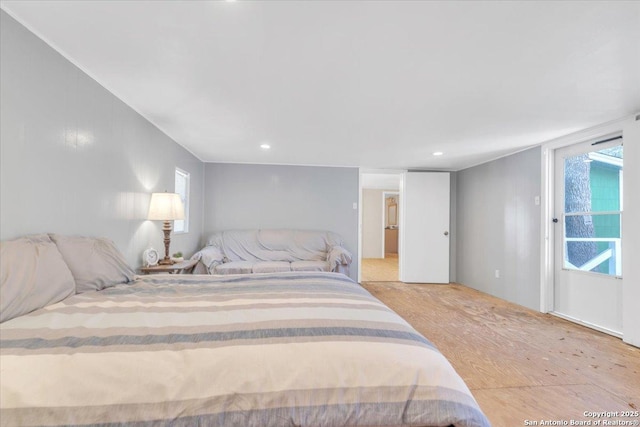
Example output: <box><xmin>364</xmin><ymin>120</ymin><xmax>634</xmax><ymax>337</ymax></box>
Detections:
<box><xmin>174</xmin><ymin>169</ymin><xmax>189</xmax><ymax>233</ymax></box>
<box><xmin>565</xmin><ymin>213</ymin><xmax>621</xmax><ymax>239</ymax></box>
<box><xmin>564</xmin><ymin>214</ymin><xmax>621</xmax><ymax>276</ymax></box>
<box><xmin>564</xmin><ymin>145</ymin><xmax>623</xmax><ymax>213</ymax></box>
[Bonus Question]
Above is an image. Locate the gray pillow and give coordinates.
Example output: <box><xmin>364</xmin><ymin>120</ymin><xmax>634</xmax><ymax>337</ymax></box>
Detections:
<box><xmin>49</xmin><ymin>234</ymin><xmax>135</xmax><ymax>293</ymax></box>
<box><xmin>0</xmin><ymin>234</ymin><xmax>76</xmax><ymax>323</ymax></box>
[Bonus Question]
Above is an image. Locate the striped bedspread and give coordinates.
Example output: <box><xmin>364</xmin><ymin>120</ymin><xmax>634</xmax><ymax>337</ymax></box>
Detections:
<box><xmin>0</xmin><ymin>272</ymin><xmax>490</xmax><ymax>427</ymax></box>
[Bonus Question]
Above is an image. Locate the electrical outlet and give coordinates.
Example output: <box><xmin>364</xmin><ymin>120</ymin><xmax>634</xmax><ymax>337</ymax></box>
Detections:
<box><xmin>495</xmin><ymin>269</ymin><xmax>500</xmax><ymax>278</ymax></box>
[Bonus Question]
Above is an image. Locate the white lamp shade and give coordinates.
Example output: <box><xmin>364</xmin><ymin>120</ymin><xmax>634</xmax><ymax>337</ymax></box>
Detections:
<box><xmin>148</xmin><ymin>193</ymin><xmax>185</xmax><ymax>221</ymax></box>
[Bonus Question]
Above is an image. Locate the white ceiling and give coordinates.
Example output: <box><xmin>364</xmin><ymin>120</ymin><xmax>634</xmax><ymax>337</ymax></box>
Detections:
<box><xmin>2</xmin><ymin>1</ymin><xmax>639</xmax><ymax>171</ymax></box>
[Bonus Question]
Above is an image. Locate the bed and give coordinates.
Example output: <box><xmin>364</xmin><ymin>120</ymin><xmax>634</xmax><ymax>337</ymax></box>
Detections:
<box><xmin>1</xmin><ymin>234</ymin><xmax>489</xmax><ymax>426</ymax></box>
<box><xmin>1</xmin><ymin>270</ymin><xmax>489</xmax><ymax>426</ymax></box>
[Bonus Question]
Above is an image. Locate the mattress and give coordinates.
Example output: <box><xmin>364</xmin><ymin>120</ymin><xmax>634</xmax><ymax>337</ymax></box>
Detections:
<box><xmin>0</xmin><ymin>272</ymin><xmax>490</xmax><ymax>427</ymax></box>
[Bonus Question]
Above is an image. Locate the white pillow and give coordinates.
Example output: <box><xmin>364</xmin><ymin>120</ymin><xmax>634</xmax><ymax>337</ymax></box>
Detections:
<box><xmin>49</xmin><ymin>234</ymin><xmax>135</xmax><ymax>293</ymax></box>
<box><xmin>0</xmin><ymin>234</ymin><xmax>75</xmax><ymax>323</ymax></box>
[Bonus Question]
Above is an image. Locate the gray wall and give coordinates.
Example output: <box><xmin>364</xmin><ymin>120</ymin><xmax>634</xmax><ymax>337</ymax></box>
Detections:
<box><xmin>455</xmin><ymin>147</ymin><xmax>541</xmax><ymax>310</ymax></box>
<box><xmin>449</xmin><ymin>172</ymin><xmax>457</xmax><ymax>283</ymax></box>
<box><xmin>0</xmin><ymin>11</ymin><xmax>204</xmax><ymax>268</ymax></box>
<box><xmin>203</xmin><ymin>163</ymin><xmax>359</xmax><ymax>280</ymax></box>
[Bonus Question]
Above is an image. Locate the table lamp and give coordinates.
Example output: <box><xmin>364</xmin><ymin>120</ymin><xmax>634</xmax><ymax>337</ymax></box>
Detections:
<box><xmin>148</xmin><ymin>192</ymin><xmax>185</xmax><ymax>265</ymax></box>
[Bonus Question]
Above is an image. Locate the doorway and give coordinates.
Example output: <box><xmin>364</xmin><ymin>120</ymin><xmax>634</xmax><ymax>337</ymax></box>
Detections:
<box><xmin>383</xmin><ymin>191</ymin><xmax>399</xmax><ymax>255</ymax></box>
<box><xmin>553</xmin><ymin>135</ymin><xmax>623</xmax><ymax>335</ymax></box>
<box><xmin>360</xmin><ymin>172</ymin><xmax>401</xmax><ymax>282</ymax></box>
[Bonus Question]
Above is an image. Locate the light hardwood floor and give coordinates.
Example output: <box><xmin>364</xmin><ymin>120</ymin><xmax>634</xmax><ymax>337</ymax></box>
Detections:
<box><xmin>361</xmin><ymin>253</ymin><xmax>398</xmax><ymax>281</ymax></box>
<box><xmin>361</xmin><ymin>281</ymin><xmax>640</xmax><ymax>427</ymax></box>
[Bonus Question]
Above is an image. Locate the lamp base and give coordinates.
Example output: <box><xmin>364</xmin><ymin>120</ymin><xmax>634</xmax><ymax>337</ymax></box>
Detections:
<box><xmin>160</xmin><ymin>220</ymin><xmax>175</xmax><ymax>265</ymax></box>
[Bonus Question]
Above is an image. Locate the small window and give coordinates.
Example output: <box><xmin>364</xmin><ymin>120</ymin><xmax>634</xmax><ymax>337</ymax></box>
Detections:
<box><xmin>174</xmin><ymin>168</ymin><xmax>190</xmax><ymax>233</ymax></box>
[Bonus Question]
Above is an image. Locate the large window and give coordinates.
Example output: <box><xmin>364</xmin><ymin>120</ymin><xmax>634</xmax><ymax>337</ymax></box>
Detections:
<box><xmin>563</xmin><ymin>144</ymin><xmax>623</xmax><ymax>276</ymax></box>
<box><xmin>174</xmin><ymin>168</ymin><xmax>190</xmax><ymax>233</ymax></box>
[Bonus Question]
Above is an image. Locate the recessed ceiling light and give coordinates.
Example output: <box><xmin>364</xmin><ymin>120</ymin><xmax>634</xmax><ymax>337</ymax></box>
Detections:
<box><xmin>260</xmin><ymin>143</ymin><xmax>271</xmax><ymax>150</ymax></box>
<box><xmin>432</xmin><ymin>151</ymin><xmax>444</xmax><ymax>156</ymax></box>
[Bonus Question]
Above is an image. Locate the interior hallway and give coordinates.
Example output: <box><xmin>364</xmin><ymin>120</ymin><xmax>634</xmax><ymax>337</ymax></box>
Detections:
<box><xmin>361</xmin><ymin>253</ymin><xmax>399</xmax><ymax>282</ymax></box>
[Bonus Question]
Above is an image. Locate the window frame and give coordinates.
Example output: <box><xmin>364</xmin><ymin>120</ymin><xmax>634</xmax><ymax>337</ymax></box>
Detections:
<box><xmin>560</xmin><ymin>142</ymin><xmax>623</xmax><ymax>278</ymax></box>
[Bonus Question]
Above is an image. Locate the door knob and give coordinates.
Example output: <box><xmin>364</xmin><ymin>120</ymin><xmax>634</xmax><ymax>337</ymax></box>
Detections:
<box><xmin>444</xmin><ymin>231</ymin><xmax>449</xmax><ymax>236</ymax></box>
<box><xmin>552</xmin><ymin>218</ymin><xmax>558</xmax><ymax>223</ymax></box>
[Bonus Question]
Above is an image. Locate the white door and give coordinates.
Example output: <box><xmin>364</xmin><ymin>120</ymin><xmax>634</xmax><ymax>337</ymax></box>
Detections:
<box><xmin>400</xmin><ymin>172</ymin><xmax>450</xmax><ymax>283</ymax></box>
<box><xmin>553</xmin><ymin>137</ymin><xmax>623</xmax><ymax>335</ymax></box>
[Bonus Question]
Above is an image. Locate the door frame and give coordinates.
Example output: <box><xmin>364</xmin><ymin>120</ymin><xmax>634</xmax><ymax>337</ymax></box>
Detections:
<box><xmin>358</xmin><ymin>169</ymin><xmax>405</xmax><ymax>283</ymax></box>
<box><xmin>540</xmin><ymin>118</ymin><xmax>627</xmax><ymax>321</ymax></box>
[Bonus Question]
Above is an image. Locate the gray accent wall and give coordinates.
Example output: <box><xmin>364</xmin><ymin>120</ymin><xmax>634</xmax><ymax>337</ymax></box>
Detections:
<box><xmin>203</xmin><ymin>163</ymin><xmax>359</xmax><ymax>280</ymax></box>
<box><xmin>449</xmin><ymin>172</ymin><xmax>457</xmax><ymax>283</ymax></box>
<box><xmin>456</xmin><ymin>147</ymin><xmax>541</xmax><ymax>310</ymax></box>
<box><xmin>0</xmin><ymin>11</ymin><xmax>204</xmax><ymax>268</ymax></box>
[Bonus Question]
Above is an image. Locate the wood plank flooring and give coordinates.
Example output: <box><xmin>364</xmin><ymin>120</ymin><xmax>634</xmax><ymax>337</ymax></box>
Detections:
<box><xmin>361</xmin><ymin>253</ymin><xmax>398</xmax><ymax>281</ymax></box>
<box><xmin>361</xmin><ymin>281</ymin><xmax>640</xmax><ymax>427</ymax></box>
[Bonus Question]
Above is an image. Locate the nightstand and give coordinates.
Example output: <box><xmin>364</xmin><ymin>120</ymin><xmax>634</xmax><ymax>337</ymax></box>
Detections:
<box><xmin>140</xmin><ymin>259</ymin><xmax>198</xmax><ymax>275</ymax></box>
